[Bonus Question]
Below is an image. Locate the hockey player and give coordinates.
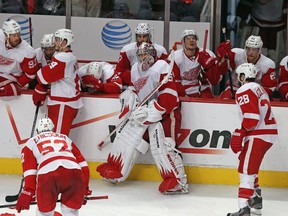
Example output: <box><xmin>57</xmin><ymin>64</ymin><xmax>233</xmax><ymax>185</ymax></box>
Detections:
<box><xmin>217</xmin><ymin>35</ymin><xmax>277</xmax><ymax>100</ymax></box>
<box><xmin>114</xmin><ymin>22</ymin><xmax>167</xmax><ymax>86</ymax></box>
<box><xmin>97</xmin><ymin>42</ymin><xmax>188</xmax><ymax>194</ymax></box>
<box><xmin>16</xmin><ymin>117</ymin><xmax>91</xmax><ymax>216</ymax></box>
<box><xmin>33</xmin><ymin>29</ymin><xmax>83</xmax><ymax>136</ymax></box>
<box><xmin>169</xmin><ymin>29</ymin><xmax>226</xmax><ymax>98</ymax></box>
<box><xmin>78</xmin><ymin>61</ymin><xmax>122</xmax><ymax>94</ymax></box>
<box><xmin>36</xmin><ymin>33</ymin><xmax>56</xmax><ymax>68</ymax></box>
<box><xmin>0</xmin><ymin>19</ymin><xmax>39</xmax><ymax>96</ymax></box>
<box><xmin>278</xmin><ymin>55</ymin><xmax>288</xmax><ymax>101</ymax></box>
<box><xmin>227</xmin><ymin>63</ymin><xmax>278</xmax><ymax>216</ymax></box>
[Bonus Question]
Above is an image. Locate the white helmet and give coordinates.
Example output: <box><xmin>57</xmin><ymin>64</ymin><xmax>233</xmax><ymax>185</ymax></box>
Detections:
<box><xmin>41</xmin><ymin>33</ymin><xmax>55</xmax><ymax>48</ymax></box>
<box><xmin>88</xmin><ymin>62</ymin><xmax>103</xmax><ymax>79</ymax></box>
<box><xmin>181</xmin><ymin>29</ymin><xmax>198</xmax><ymax>41</ymax></box>
<box><xmin>236</xmin><ymin>63</ymin><xmax>257</xmax><ymax>83</ymax></box>
<box><xmin>135</xmin><ymin>22</ymin><xmax>152</xmax><ymax>40</ymax></box>
<box><xmin>54</xmin><ymin>29</ymin><xmax>74</xmax><ymax>47</ymax></box>
<box><xmin>245</xmin><ymin>35</ymin><xmax>263</xmax><ymax>49</ymax></box>
<box><xmin>2</xmin><ymin>19</ymin><xmax>21</xmax><ymax>36</ymax></box>
<box><xmin>36</xmin><ymin>117</ymin><xmax>54</xmax><ymax>134</ymax></box>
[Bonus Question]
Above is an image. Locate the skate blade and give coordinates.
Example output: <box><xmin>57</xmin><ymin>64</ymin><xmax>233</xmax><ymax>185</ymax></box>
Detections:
<box><xmin>251</xmin><ymin>208</ymin><xmax>262</xmax><ymax>216</ymax></box>
<box><xmin>102</xmin><ymin>178</ymin><xmax>118</xmax><ymax>184</ymax></box>
<box><xmin>163</xmin><ymin>189</ymin><xmax>189</xmax><ymax>195</ymax></box>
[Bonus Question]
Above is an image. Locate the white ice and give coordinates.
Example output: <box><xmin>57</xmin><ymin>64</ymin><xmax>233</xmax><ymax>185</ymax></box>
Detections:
<box><xmin>0</xmin><ymin>174</ymin><xmax>288</xmax><ymax>216</ymax></box>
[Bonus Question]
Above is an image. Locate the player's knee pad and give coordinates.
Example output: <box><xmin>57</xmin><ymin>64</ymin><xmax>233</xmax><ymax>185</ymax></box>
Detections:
<box><xmin>100</xmin><ymin>119</ymin><xmax>148</xmax><ymax>182</ymax></box>
<box><xmin>149</xmin><ymin>122</ymin><xmax>187</xmax><ymax>191</ymax></box>
<box><xmin>61</xmin><ymin>204</ymin><xmax>79</xmax><ymax>216</ymax></box>
<box><xmin>36</xmin><ymin>208</ymin><xmax>54</xmax><ymax>216</ymax></box>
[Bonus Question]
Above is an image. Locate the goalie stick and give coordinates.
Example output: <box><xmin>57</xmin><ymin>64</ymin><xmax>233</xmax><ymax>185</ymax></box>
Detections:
<box><xmin>97</xmin><ymin>50</ymin><xmax>175</xmax><ymax>150</ymax></box>
<box><xmin>221</xmin><ymin>27</ymin><xmax>235</xmax><ymax>99</ymax></box>
<box><xmin>5</xmin><ymin>102</ymin><xmax>40</xmax><ymax>203</ymax></box>
<box><xmin>0</xmin><ymin>195</ymin><xmax>109</xmax><ymax>209</ymax></box>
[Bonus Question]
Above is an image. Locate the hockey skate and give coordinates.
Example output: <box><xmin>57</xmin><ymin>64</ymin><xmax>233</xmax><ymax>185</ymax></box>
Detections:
<box><xmin>227</xmin><ymin>206</ymin><xmax>250</xmax><ymax>216</ymax></box>
<box><xmin>163</xmin><ymin>183</ymin><xmax>189</xmax><ymax>195</ymax></box>
<box><xmin>248</xmin><ymin>188</ymin><xmax>262</xmax><ymax>216</ymax></box>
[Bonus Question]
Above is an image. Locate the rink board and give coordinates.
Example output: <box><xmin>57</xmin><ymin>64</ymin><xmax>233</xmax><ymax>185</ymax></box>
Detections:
<box><xmin>1</xmin><ymin>92</ymin><xmax>288</xmax><ymax>187</ymax></box>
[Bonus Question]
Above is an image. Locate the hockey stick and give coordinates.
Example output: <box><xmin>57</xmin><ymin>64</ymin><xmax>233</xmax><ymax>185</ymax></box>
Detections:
<box><xmin>97</xmin><ymin>50</ymin><xmax>175</xmax><ymax>150</ymax></box>
<box><xmin>29</xmin><ymin>17</ymin><xmax>33</xmax><ymax>47</ymax></box>
<box><xmin>0</xmin><ymin>195</ymin><xmax>109</xmax><ymax>209</ymax></box>
<box><xmin>221</xmin><ymin>27</ymin><xmax>235</xmax><ymax>99</ymax></box>
<box><xmin>198</xmin><ymin>29</ymin><xmax>209</xmax><ymax>97</ymax></box>
<box><xmin>5</xmin><ymin>102</ymin><xmax>40</xmax><ymax>203</ymax></box>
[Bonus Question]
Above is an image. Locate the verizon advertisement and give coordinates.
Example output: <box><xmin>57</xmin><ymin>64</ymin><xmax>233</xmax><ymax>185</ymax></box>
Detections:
<box><xmin>1</xmin><ymin>94</ymin><xmax>288</xmax><ymax>172</ymax></box>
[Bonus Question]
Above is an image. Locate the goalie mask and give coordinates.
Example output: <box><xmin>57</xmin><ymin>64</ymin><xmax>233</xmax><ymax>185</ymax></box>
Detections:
<box><xmin>36</xmin><ymin>117</ymin><xmax>54</xmax><ymax>134</ymax></box>
<box><xmin>137</xmin><ymin>42</ymin><xmax>156</xmax><ymax>71</ymax></box>
<box><xmin>87</xmin><ymin>62</ymin><xmax>103</xmax><ymax>79</ymax></box>
<box><xmin>236</xmin><ymin>63</ymin><xmax>257</xmax><ymax>84</ymax></box>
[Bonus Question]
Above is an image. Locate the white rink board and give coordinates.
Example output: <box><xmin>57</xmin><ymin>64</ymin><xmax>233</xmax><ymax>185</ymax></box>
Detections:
<box><xmin>1</xmin><ymin>94</ymin><xmax>288</xmax><ymax>172</ymax></box>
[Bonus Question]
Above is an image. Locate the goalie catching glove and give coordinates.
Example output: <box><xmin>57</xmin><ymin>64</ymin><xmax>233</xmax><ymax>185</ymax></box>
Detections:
<box><xmin>132</xmin><ymin>100</ymin><xmax>166</xmax><ymax>125</ymax></box>
<box><xmin>230</xmin><ymin>128</ymin><xmax>246</xmax><ymax>153</ymax></box>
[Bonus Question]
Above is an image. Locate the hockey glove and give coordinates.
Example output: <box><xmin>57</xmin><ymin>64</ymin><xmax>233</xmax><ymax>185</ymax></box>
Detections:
<box><xmin>32</xmin><ymin>84</ymin><xmax>47</xmax><ymax>106</ymax></box>
<box><xmin>81</xmin><ymin>75</ymin><xmax>103</xmax><ymax>91</ymax></box>
<box><xmin>230</xmin><ymin>128</ymin><xmax>246</xmax><ymax>153</ymax></box>
<box><xmin>132</xmin><ymin>100</ymin><xmax>166</xmax><ymax>125</ymax></box>
<box><xmin>216</xmin><ymin>41</ymin><xmax>232</xmax><ymax>60</ymax></box>
<box><xmin>198</xmin><ymin>51</ymin><xmax>216</xmax><ymax>69</ymax></box>
<box><xmin>0</xmin><ymin>83</ymin><xmax>21</xmax><ymax>96</ymax></box>
<box><xmin>16</xmin><ymin>188</ymin><xmax>34</xmax><ymax>213</ymax></box>
<box><xmin>83</xmin><ymin>188</ymin><xmax>92</xmax><ymax>205</ymax></box>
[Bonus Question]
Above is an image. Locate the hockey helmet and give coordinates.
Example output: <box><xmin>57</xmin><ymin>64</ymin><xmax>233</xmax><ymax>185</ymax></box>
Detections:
<box><xmin>88</xmin><ymin>62</ymin><xmax>103</xmax><ymax>79</ymax></box>
<box><xmin>236</xmin><ymin>63</ymin><xmax>257</xmax><ymax>83</ymax></box>
<box><xmin>2</xmin><ymin>19</ymin><xmax>21</xmax><ymax>37</ymax></box>
<box><xmin>36</xmin><ymin>117</ymin><xmax>54</xmax><ymax>134</ymax></box>
<box><xmin>181</xmin><ymin>29</ymin><xmax>198</xmax><ymax>41</ymax></box>
<box><xmin>41</xmin><ymin>33</ymin><xmax>55</xmax><ymax>48</ymax></box>
<box><xmin>54</xmin><ymin>29</ymin><xmax>74</xmax><ymax>47</ymax></box>
<box><xmin>135</xmin><ymin>22</ymin><xmax>152</xmax><ymax>40</ymax></box>
<box><xmin>245</xmin><ymin>35</ymin><xmax>263</xmax><ymax>49</ymax></box>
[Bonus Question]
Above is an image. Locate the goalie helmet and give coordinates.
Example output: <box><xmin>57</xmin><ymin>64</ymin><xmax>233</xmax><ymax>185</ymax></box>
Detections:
<box><xmin>245</xmin><ymin>35</ymin><xmax>263</xmax><ymax>49</ymax></box>
<box><xmin>36</xmin><ymin>117</ymin><xmax>54</xmax><ymax>134</ymax></box>
<box><xmin>2</xmin><ymin>19</ymin><xmax>21</xmax><ymax>36</ymax></box>
<box><xmin>181</xmin><ymin>29</ymin><xmax>198</xmax><ymax>41</ymax></box>
<box><xmin>136</xmin><ymin>42</ymin><xmax>157</xmax><ymax>63</ymax></box>
<box><xmin>54</xmin><ymin>29</ymin><xmax>74</xmax><ymax>47</ymax></box>
<box><xmin>41</xmin><ymin>33</ymin><xmax>55</xmax><ymax>48</ymax></box>
<box><xmin>88</xmin><ymin>62</ymin><xmax>103</xmax><ymax>79</ymax></box>
<box><xmin>236</xmin><ymin>63</ymin><xmax>257</xmax><ymax>83</ymax></box>
<box><xmin>135</xmin><ymin>22</ymin><xmax>152</xmax><ymax>40</ymax></box>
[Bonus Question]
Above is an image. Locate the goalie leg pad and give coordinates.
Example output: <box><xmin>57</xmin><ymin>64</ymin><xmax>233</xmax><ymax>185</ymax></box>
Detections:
<box><xmin>148</xmin><ymin>122</ymin><xmax>188</xmax><ymax>194</ymax></box>
<box><xmin>97</xmin><ymin>119</ymin><xmax>148</xmax><ymax>182</ymax></box>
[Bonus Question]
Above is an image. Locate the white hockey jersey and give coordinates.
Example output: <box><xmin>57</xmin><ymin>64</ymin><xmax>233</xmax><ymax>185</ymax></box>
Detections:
<box><xmin>0</xmin><ymin>29</ymin><xmax>38</xmax><ymax>83</ymax></box>
<box><xmin>21</xmin><ymin>132</ymin><xmax>81</xmax><ymax>190</ymax></box>
<box><xmin>37</xmin><ymin>50</ymin><xmax>83</xmax><ymax>109</ymax></box>
<box><xmin>235</xmin><ymin>82</ymin><xmax>278</xmax><ymax>144</ymax></box>
<box><xmin>228</xmin><ymin>48</ymin><xmax>277</xmax><ymax>95</ymax></box>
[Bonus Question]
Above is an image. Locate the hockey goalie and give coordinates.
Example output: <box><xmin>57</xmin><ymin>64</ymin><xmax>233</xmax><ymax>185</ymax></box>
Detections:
<box><xmin>97</xmin><ymin>42</ymin><xmax>188</xmax><ymax>194</ymax></box>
